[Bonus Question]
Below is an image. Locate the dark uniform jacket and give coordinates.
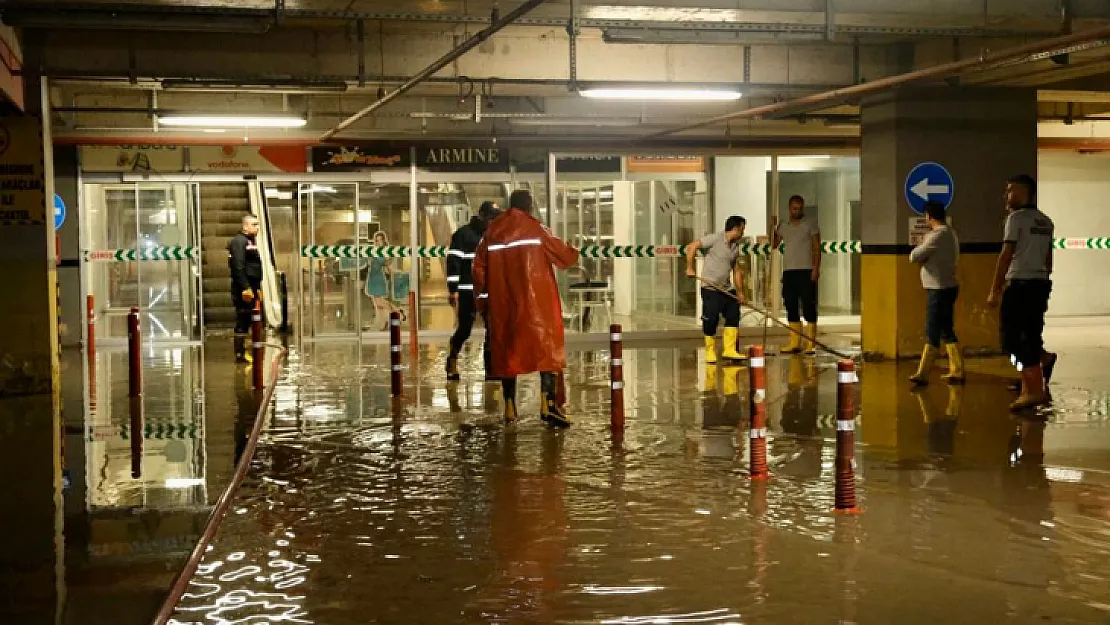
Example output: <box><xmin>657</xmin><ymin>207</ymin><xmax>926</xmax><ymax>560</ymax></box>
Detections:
<box><xmin>228</xmin><ymin>232</ymin><xmax>263</xmax><ymax>294</ymax></box>
<box><xmin>446</xmin><ymin>217</ymin><xmax>485</xmax><ymax>296</ymax></box>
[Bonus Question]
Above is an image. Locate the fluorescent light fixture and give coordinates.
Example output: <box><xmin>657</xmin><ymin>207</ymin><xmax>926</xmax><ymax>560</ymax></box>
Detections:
<box><xmin>509</xmin><ymin>117</ymin><xmax>640</xmax><ymax>127</ymax></box>
<box><xmin>298</xmin><ymin>185</ymin><xmax>337</xmax><ymax>195</ymax></box>
<box><xmin>264</xmin><ymin>188</ymin><xmax>293</xmax><ymax>200</ymax></box>
<box><xmin>157</xmin><ymin>114</ymin><xmax>307</xmax><ymax>128</ymax></box>
<box><xmin>165</xmin><ymin>478</ymin><xmax>205</xmax><ymax>489</ymax></box>
<box><xmin>579</xmin><ymin>88</ymin><xmax>742</xmax><ymax>102</ymax></box>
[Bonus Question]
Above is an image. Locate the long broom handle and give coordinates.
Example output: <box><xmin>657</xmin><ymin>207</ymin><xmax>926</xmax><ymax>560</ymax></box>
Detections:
<box><xmin>691</xmin><ymin>275</ymin><xmax>854</xmax><ymax>361</ymax></box>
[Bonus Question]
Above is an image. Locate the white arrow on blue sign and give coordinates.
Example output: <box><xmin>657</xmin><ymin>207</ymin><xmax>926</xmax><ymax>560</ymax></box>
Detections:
<box><xmin>904</xmin><ymin>161</ymin><xmax>954</xmax><ymax>215</ymax></box>
<box><xmin>53</xmin><ymin>193</ymin><xmax>66</xmax><ymax>230</ymax></box>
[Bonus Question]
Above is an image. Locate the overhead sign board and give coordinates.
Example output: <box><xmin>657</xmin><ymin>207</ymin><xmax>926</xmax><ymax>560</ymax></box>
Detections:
<box><xmin>905</xmin><ymin>161</ymin><xmax>954</xmax><ymax>215</ymax></box>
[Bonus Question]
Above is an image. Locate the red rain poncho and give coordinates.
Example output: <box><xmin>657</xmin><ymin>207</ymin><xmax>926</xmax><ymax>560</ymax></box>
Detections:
<box><xmin>473</xmin><ymin>208</ymin><xmax>579</xmax><ymax>378</ymax></box>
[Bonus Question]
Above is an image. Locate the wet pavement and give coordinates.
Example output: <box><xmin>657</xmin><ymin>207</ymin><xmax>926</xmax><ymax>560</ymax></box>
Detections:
<box><xmin>42</xmin><ymin>340</ymin><xmax>276</xmax><ymax>625</ymax></box>
<box><xmin>163</xmin><ymin>329</ymin><xmax>1110</xmax><ymax>624</ymax></box>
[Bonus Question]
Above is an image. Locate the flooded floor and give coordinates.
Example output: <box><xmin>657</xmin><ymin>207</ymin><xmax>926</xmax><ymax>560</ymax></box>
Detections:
<box><xmin>165</xmin><ymin>328</ymin><xmax>1110</xmax><ymax>624</ymax></box>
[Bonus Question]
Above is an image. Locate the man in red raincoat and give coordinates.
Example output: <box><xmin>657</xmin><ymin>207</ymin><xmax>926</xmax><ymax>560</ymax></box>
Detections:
<box><xmin>474</xmin><ymin>190</ymin><xmax>579</xmax><ymax>426</ymax></box>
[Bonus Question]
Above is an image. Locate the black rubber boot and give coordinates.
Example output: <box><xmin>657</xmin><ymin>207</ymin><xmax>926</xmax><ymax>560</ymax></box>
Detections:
<box><xmin>446</xmin><ymin>353</ymin><xmax>461</xmax><ymax>382</ymax></box>
<box><xmin>539</xmin><ymin>371</ymin><xmax>571</xmax><ymax>428</ymax></box>
<box><xmin>233</xmin><ymin>333</ymin><xmax>249</xmax><ymax>363</ymax></box>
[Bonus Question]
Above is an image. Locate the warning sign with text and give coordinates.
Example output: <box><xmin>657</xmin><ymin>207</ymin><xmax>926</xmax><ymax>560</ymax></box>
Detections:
<box><xmin>0</xmin><ymin>117</ymin><xmax>46</xmax><ymax>225</ymax></box>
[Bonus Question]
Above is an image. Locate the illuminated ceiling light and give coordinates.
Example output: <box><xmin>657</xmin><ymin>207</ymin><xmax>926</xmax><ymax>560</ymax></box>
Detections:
<box><xmin>508</xmin><ymin>117</ymin><xmax>640</xmax><ymax>127</ymax></box>
<box><xmin>156</xmin><ymin>114</ymin><xmax>308</xmax><ymax>128</ymax></box>
<box><xmin>165</xmin><ymin>478</ymin><xmax>205</xmax><ymax>489</ymax></box>
<box><xmin>579</xmin><ymin>88</ymin><xmax>742</xmax><ymax>102</ymax></box>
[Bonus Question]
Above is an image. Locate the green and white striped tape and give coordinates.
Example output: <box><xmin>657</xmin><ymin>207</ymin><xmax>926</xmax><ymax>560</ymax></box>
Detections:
<box><xmin>1053</xmin><ymin>237</ymin><xmax>1110</xmax><ymax>250</ymax></box>
<box><xmin>84</xmin><ymin>246</ymin><xmax>198</xmax><ymax>262</ymax></box>
<box><xmin>303</xmin><ymin>242</ymin><xmax>865</xmax><ymax>259</ymax></box>
<box><xmin>302</xmin><ymin>238</ymin><xmax>1109</xmax><ymax>259</ymax></box>
<box><xmin>87</xmin><ymin>422</ymin><xmax>201</xmax><ymax>441</ymax></box>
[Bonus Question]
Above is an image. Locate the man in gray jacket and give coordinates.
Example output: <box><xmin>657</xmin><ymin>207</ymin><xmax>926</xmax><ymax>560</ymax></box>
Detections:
<box><xmin>909</xmin><ymin>201</ymin><xmax>964</xmax><ymax>385</ymax></box>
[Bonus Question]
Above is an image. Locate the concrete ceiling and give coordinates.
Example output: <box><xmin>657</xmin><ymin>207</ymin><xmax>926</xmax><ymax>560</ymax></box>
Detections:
<box><xmin>7</xmin><ymin>0</ymin><xmax>1110</xmax><ymax>145</ymax></box>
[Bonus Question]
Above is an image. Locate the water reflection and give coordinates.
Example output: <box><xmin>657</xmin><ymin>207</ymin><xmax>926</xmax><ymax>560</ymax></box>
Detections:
<box><xmin>50</xmin><ymin>343</ymin><xmax>271</xmax><ymax>625</ymax></box>
<box><xmin>169</xmin><ymin>345</ymin><xmax>1110</xmax><ymax>624</ymax></box>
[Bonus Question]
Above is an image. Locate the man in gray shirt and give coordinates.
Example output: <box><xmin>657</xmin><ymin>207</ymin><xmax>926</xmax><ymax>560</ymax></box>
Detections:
<box><xmin>772</xmin><ymin>194</ymin><xmax>821</xmax><ymax>354</ymax></box>
<box><xmin>686</xmin><ymin>216</ymin><xmax>747</xmax><ymax>364</ymax></box>
<box><xmin>988</xmin><ymin>174</ymin><xmax>1055</xmax><ymax>411</ymax></box>
<box><xmin>908</xmin><ymin>201</ymin><xmax>963</xmax><ymax>386</ymax></box>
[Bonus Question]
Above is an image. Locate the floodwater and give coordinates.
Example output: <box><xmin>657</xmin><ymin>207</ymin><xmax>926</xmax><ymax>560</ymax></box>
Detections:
<box><xmin>54</xmin><ymin>342</ymin><xmax>275</xmax><ymax>625</ymax></box>
<box><xmin>167</xmin><ymin>339</ymin><xmax>1110</xmax><ymax>624</ymax></box>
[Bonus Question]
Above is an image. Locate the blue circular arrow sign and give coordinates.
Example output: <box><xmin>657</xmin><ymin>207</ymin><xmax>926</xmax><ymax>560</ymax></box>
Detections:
<box><xmin>904</xmin><ymin>161</ymin><xmax>954</xmax><ymax>215</ymax></box>
<box><xmin>53</xmin><ymin>193</ymin><xmax>66</xmax><ymax>230</ymax></box>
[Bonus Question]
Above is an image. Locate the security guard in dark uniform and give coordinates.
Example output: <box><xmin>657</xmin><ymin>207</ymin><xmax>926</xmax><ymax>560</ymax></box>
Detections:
<box><xmin>446</xmin><ymin>201</ymin><xmax>499</xmax><ymax>381</ymax></box>
<box><xmin>228</xmin><ymin>214</ymin><xmax>263</xmax><ymax>362</ymax></box>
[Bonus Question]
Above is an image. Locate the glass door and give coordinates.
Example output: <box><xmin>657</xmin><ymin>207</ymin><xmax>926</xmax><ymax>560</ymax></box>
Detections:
<box><xmin>302</xmin><ymin>182</ymin><xmax>361</xmax><ymax>338</ymax></box>
<box><xmin>83</xmin><ymin>182</ymin><xmax>200</xmax><ymax>342</ymax></box>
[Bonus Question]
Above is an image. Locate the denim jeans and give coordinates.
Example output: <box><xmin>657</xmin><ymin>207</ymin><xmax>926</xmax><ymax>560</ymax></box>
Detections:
<box><xmin>925</xmin><ymin>286</ymin><xmax>959</xmax><ymax>347</ymax></box>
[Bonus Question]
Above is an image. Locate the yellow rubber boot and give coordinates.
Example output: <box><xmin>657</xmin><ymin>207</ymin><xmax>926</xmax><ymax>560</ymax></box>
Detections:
<box><xmin>788</xmin><ymin>356</ymin><xmax>805</xmax><ymax>386</ymax></box>
<box><xmin>540</xmin><ymin>372</ymin><xmax>572</xmax><ymax>427</ymax></box>
<box><xmin>704</xmin><ymin>367</ymin><xmax>718</xmax><ymax>393</ymax></box>
<box><xmin>721</xmin><ymin>327</ymin><xmax>745</xmax><ymax>361</ymax></box>
<box><xmin>909</xmin><ymin>345</ymin><xmax>939</xmax><ymax>386</ymax></box>
<box><xmin>803</xmin><ymin>323</ymin><xmax>818</xmax><ymax>355</ymax></box>
<box><xmin>945</xmin><ymin>385</ymin><xmax>964</xmax><ymax>419</ymax></box>
<box><xmin>704</xmin><ymin>336</ymin><xmax>718</xmax><ymax>364</ymax></box>
<box><xmin>503</xmin><ymin>397</ymin><xmax>518</xmax><ymax>423</ymax></box>
<box><xmin>781</xmin><ymin>322</ymin><xmax>804</xmax><ymax>354</ymax></box>
<box><xmin>722</xmin><ymin>366</ymin><xmax>741</xmax><ymax>396</ymax></box>
<box><xmin>940</xmin><ymin>343</ymin><xmax>965</xmax><ymax>385</ymax></box>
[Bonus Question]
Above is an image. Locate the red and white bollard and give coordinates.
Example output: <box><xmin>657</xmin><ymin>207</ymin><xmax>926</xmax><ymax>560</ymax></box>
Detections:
<box><xmin>748</xmin><ymin>345</ymin><xmax>769</xmax><ymax>480</ymax></box>
<box><xmin>127</xmin><ymin>306</ymin><xmax>143</xmax><ymax>479</ymax></box>
<box><xmin>251</xmin><ymin>300</ymin><xmax>265</xmax><ymax>391</ymax></box>
<box><xmin>610</xmin><ymin>324</ymin><xmax>625</xmax><ymax>431</ymax></box>
<box><xmin>87</xmin><ymin>295</ymin><xmax>97</xmax><ymax>399</ymax></box>
<box><xmin>834</xmin><ymin>359</ymin><xmax>861</xmax><ymax>513</ymax></box>
<box><xmin>86</xmin><ymin>295</ymin><xmax>96</xmax><ymax>358</ymax></box>
<box><xmin>408</xmin><ymin>291</ymin><xmax>418</xmax><ymax>359</ymax></box>
<box><xmin>128</xmin><ymin>306</ymin><xmax>142</xmax><ymax>399</ymax></box>
<box><xmin>390</xmin><ymin>311</ymin><xmax>403</xmax><ymax>397</ymax></box>
<box><xmin>130</xmin><ymin>396</ymin><xmax>143</xmax><ymax>479</ymax></box>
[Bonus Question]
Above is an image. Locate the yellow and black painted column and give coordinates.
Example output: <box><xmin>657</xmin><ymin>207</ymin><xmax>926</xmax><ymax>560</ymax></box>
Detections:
<box><xmin>860</xmin><ymin>87</ymin><xmax>1037</xmax><ymax>359</ymax></box>
<box><xmin>0</xmin><ymin>47</ymin><xmax>65</xmax><ymax>619</ymax></box>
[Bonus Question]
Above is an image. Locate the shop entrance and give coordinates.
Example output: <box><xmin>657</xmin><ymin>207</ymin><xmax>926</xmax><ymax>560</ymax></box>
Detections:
<box><xmin>82</xmin><ymin>182</ymin><xmax>202</xmax><ymax>343</ymax></box>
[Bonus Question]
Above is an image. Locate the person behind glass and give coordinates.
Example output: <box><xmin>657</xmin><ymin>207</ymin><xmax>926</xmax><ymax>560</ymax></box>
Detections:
<box><xmin>987</xmin><ymin>174</ymin><xmax>1057</xmax><ymax>411</ymax></box>
<box><xmin>772</xmin><ymin>194</ymin><xmax>821</xmax><ymax>355</ymax></box>
<box><xmin>473</xmin><ymin>190</ymin><xmax>579</xmax><ymax>426</ymax></box>
<box><xmin>685</xmin><ymin>216</ymin><xmax>747</xmax><ymax>364</ymax></box>
<box><xmin>908</xmin><ymin>200</ymin><xmax>965</xmax><ymax>386</ymax></box>
<box><xmin>228</xmin><ymin>214</ymin><xmax>262</xmax><ymax>363</ymax></box>
<box><xmin>446</xmin><ymin>200</ymin><xmax>500</xmax><ymax>381</ymax></box>
<box><xmin>366</xmin><ymin>230</ymin><xmax>405</xmax><ymax>330</ymax></box>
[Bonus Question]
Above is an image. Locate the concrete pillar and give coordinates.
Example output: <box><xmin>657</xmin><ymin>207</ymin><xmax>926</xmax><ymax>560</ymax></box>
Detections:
<box><xmin>0</xmin><ymin>45</ymin><xmax>65</xmax><ymax>620</ymax></box>
<box><xmin>860</xmin><ymin>88</ymin><xmax>1037</xmax><ymax>359</ymax></box>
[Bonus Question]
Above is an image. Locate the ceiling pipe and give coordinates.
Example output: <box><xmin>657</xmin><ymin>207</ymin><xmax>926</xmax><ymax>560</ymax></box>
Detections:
<box><xmin>319</xmin><ymin>0</ymin><xmax>551</xmax><ymax>141</ymax></box>
<box><xmin>645</xmin><ymin>24</ymin><xmax>1110</xmax><ymax>139</ymax></box>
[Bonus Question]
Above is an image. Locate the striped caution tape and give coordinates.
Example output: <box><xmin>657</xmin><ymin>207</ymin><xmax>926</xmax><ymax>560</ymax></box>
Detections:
<box><xmin>1053</xmin><ymin>237</ymin><xmax>1110</xmax><ymax>250</ymax></box>
<box><xmin>88</xmin><ymin>422</ymin><xmax>201</xmax><ymax>440</ymax></box>
<box><xmin>817</xmin><ymin>414</ymin><xmax>860</xmax><ymax>429</ymax></box>
<box><xmin>304</xmin><ymin>242</ymin><xmax>866</xmax><ymax>259</ymax></box>
<box><xmin>84</xmin><ymin>246</ymin><xmax>198</xmax><ymax>262</ymax></box>
<box><xmin>301</xmin><ymin>244</ymin><xmax>416</xmax><ymax>258</ymax></box>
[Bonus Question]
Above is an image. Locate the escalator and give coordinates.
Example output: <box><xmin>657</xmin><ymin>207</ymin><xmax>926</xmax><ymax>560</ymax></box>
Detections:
<box><xmin>198</xmin><ymin>182</ymin><xmax>282</xmax><ymax>332</ymax></box>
